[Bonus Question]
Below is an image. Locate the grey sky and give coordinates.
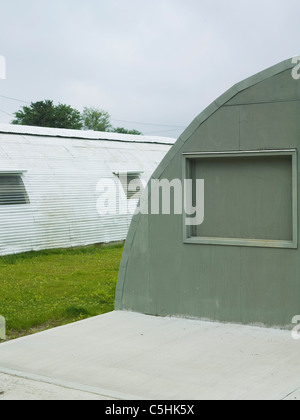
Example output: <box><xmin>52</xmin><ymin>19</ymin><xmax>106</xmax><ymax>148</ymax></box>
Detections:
<box><xmin>0</xmin><ymin>0</ymin><xmax>299</xmax><ymax>137</ymax></box>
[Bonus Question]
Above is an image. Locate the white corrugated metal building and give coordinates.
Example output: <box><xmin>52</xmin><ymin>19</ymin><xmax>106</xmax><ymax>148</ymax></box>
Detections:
<box><xmin>0</xmin><ymin>124</ymin><xmax>175</xmax><ymax>256</ymax></box>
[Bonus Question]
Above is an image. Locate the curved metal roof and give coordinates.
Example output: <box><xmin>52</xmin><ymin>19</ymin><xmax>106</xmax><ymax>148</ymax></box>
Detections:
<box><xmin>0</xmin><ymin>123</ymin><xmax>176</xmax><ymax>145</ymax></box>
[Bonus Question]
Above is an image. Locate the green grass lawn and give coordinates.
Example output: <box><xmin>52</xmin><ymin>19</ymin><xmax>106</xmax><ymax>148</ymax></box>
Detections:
<box><xmin>0</xmin><ymin>244</ymin><xmax>123</xmax><ymax>340</ymax></box>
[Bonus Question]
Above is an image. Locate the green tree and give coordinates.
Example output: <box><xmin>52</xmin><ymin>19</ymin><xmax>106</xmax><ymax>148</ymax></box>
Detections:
<box><xmin>53</xmin><ymin>104</ymin><xmax>83</xmax><ymax>130</ymax></box>
<box><xmin>12</xmin><ymin>101</ymin><xmax>143</xmax><ymax>135</ymax></box>
<box><xmin>81</xmin><ymin>107</ymin><xmax>142</xmax><ymax>134</ymax></box>
<box><xmin>12</xmin><ymin>100</ymin><xmax>83</xmax><ymax>130</ymax></box>
<box><xmin>112</xmin><ymin>127</ymin><xmax>143</xmax><ymax>135</ymax></box>
<box><xmin>81</xmin><ymin>107</ymin><xmax>112</xmax><ymax>132</ymax></box>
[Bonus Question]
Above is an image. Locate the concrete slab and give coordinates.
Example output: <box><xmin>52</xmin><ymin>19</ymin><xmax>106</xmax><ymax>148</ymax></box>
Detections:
<box><xmin>0</xmin><ymin>311</ymin><xmax>299</xmax><ymax>400</ymax></box>
<box><xmin>0</xmin><ymin>373</ymin><xmax>113</xmax><ymax>400</ymax></box>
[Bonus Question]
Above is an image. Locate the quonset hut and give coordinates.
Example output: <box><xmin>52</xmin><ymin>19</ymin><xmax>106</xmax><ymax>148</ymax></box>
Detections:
<box><xmin>0</xmin><ymin>124</ymin><xmax>175</xmax><ymax>256</ymax></box>
<box><xmin>116</xmin><ymin>58</ymin><xmax>300</xmax><ymax>329</ymax></box>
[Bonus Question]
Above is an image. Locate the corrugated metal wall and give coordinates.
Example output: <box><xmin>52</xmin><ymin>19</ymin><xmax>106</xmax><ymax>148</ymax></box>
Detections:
<box><xmin>0</xmin><ymin>130</ymin><xmax>174</xmax><ymax>255</ymax></box>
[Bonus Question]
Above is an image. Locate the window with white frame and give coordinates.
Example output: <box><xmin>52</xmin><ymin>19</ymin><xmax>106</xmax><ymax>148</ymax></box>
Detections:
<box><xmin>0</xmin><ymin>172</ymin><xmax>30</xmax><ymax>206</ymax></box>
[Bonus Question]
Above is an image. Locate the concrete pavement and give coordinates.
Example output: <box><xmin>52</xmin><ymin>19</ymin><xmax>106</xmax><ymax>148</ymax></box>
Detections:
<box><xmin>0</xmin><ymin>311</ymin><xmax>299</xmax><ymax>400</ymax></box>
<box><xmin>0</xmin><ymin>372</ymin><xmax>113</xmax><ymax>400</ymax></box>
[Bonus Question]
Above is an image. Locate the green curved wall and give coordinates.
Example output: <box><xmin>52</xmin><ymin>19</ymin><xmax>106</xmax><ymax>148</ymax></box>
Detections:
<box><xmin>115</xmin><ymin>58</ymin><xmax>300</xmax><ymax>329</ymax></box>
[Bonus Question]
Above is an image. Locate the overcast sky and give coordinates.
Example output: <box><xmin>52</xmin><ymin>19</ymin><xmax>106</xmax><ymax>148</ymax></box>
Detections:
<box><xmin>0</xmin><ymin>0</ymin><xmax>299</xmax><ymax>137</ymax></box>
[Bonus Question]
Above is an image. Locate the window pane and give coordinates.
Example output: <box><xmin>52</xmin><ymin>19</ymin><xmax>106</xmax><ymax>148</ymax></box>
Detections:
<box><xmin>0</xmin><ymin>176</ymin><xmax>30</xmax><ymax>205</ymax></box>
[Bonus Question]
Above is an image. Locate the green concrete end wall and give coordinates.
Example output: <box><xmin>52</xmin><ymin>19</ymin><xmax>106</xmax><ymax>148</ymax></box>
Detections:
<box><xmin>115</xmin><ymin>58</ymin><xmax>300</xmax><ymax>329</ymax></box>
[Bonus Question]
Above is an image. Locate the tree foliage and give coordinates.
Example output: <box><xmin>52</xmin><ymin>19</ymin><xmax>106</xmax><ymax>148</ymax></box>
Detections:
<box><xmin>112</xmin><ymin>127</ymin><xmax>142</xmax><ymax>135</ymax></box>
<box><xmin>12</xmin><ymin>100</ymin><xmax>83</xmax><ymax>130</ymax></box>
<box><xmin>54</xmin><ymin>103</ymin><xmax>83</xmax><ymax>130</ymax></box>
<box><xmin>12</xmin><ymin>101</ymin><xmax>142</xmax><ymax>135</ymax></box>
<box><xmin>81</xmin><ymin>107</ymin><xmax>112</xmax><ymax>132</ymax></box>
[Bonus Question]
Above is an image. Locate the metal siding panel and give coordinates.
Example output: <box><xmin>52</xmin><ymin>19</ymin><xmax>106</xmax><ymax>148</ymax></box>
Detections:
<box><xmin>0</xmin><ymin>132</ymin><xmax>174</xmax><ymax>255</ymax></box>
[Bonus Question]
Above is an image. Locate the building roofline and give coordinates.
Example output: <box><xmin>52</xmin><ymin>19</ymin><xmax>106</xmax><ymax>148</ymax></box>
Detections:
<box><xmin>151</xmin><ymin>57</ymin><xmax>296</xmax><ymax>179</ymax></box>
<box><xmin>0</xmin><ymin>123</ymin><xmax>176</xmax><ymax>146</ymax></box>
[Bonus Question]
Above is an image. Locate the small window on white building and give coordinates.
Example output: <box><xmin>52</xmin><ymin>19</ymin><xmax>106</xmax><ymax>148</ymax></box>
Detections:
<box><xmin>0</xmin><ymin>173</ymin><xmax>30</xmax><ymax>206</ymax></box>
<box><xmin>114</xmin><ymin>172</ymin><xmax>144</xmax><ymax>200</ymax></box>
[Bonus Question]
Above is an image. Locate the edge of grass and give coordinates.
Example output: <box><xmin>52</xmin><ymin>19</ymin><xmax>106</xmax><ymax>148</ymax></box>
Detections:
<box><xmin>0</xmin><ymin>243</ymin><xmax>124</xmax><ymax>341</ymax></box>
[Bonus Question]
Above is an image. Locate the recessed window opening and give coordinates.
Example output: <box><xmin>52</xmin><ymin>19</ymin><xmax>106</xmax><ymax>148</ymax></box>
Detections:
<box><xmin>182</xmin><ymin>150</ymin><xmax>298</xmax><ymax>249</ymax></box>
<box><xmin>0</xmin><ymin>173</ymin><xmax>30</xmax><ymax>206</ymax></box>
